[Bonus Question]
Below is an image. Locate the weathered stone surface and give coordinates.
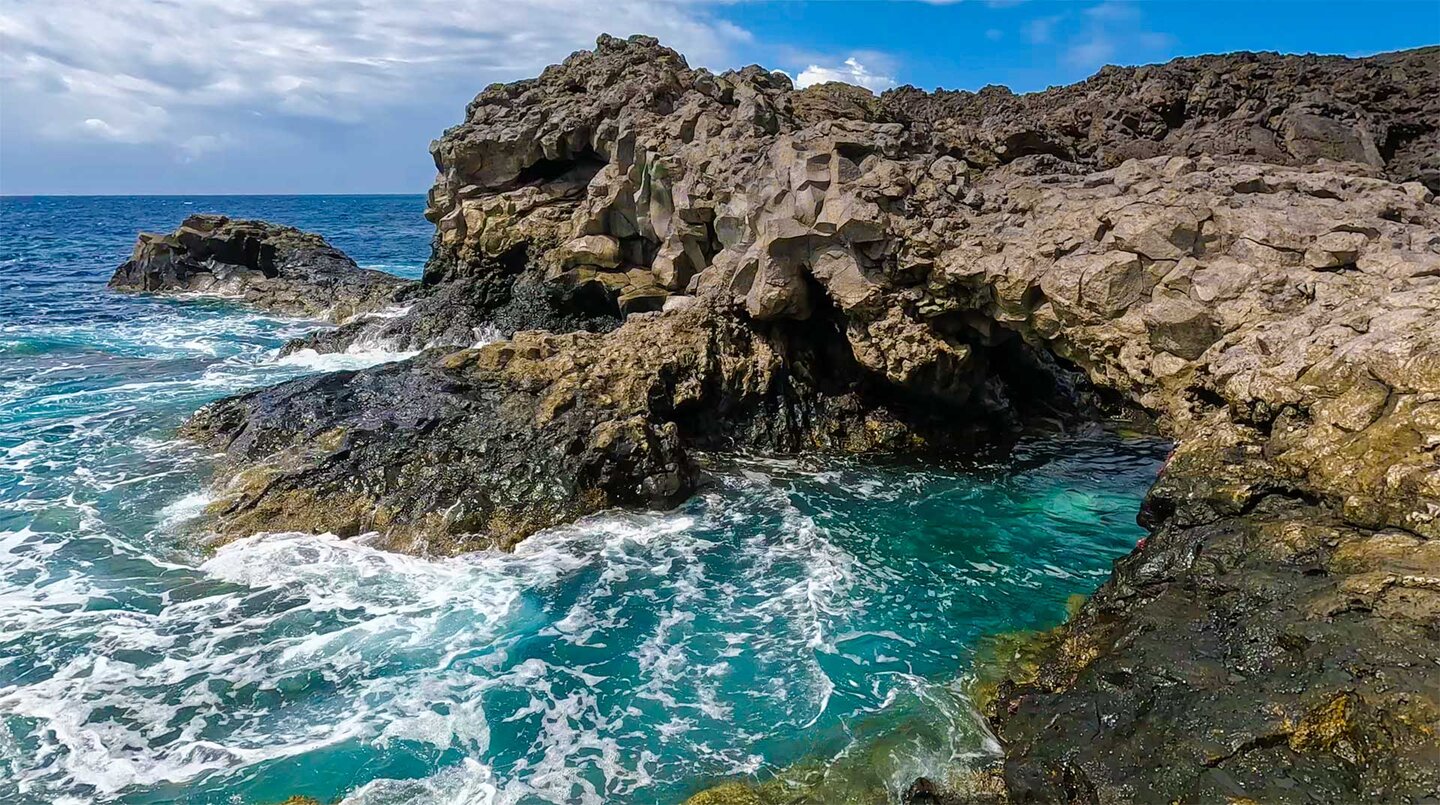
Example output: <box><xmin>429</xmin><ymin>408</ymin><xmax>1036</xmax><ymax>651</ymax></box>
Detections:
<box><xmin>557</xmin><ymin>234</ymin><xmax>622</xmax><ymax>268</ymax></box>
<box><xmin>181</xmin><ymin>37</ymin><xmax>1440</xmax><ymax>802</ymax></box>
<box><xmin>185</xmin><ymin>306</ymin><xmax>1015</xmax><ymax>554</ymax></box>
<box><xmin>879</xmin><ymin>47</ymin><xmax>1439</xmax><ymax>190</ymax></box>
<box><xmin>109</xmin><ymin>214</ymin><xmax>412</xmax><ymax>322</ymax></box>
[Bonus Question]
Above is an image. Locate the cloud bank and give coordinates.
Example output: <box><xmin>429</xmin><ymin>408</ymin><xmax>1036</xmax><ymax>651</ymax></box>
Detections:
<box><xmin>794</xmin><ymin>56</ymin><xmax>898</xmax><ymax>93</ymax></box>
<box><xmin>0</xmin><ymin>0</ymin><xmax>751</xmax><ymax>190</ymax></box>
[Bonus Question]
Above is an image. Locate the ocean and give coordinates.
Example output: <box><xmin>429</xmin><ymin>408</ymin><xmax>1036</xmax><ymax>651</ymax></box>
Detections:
<box><xmin>0</xmin><ymin>195</ymin><xmax>1166</xmax><ymax>804</ymax></box>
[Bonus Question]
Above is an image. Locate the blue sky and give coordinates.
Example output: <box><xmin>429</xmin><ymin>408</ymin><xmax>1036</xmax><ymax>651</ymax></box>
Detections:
<box><xmin>2</xmin><ymin>0</ymin><xmax>1436</xmax><ymax>195</ymax></box>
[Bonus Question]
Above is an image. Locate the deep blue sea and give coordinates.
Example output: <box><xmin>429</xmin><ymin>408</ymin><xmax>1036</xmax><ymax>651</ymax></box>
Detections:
<box><xmin>0</xmin><ymin>196</ymin><xmax>1166</xmax><ymax>805</ymax></box>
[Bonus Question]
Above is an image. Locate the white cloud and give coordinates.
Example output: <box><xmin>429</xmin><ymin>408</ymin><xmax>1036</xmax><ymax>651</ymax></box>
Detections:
<box><xmin>1083</xmin><ymin>1</ymin><xmax>1138</xmax><ymax>22</ymax></box>
<box><xmin>795</xmin><ymin>56</ymin><xmax>898</xmax><ymax>93</ymax></box>
<box><xmin>1009</xmin><ymin>2</ymin><xmax>1175</xmax><ymax>73</ymax></box>
<box><xmin>179</xmin><ymin>134</ymin><xmax>232</xmax><ymax>163</ymax></box>
<box><xmin>1061</xmin><ymin>2</ymin><xmax>1175</xmax><ymax>71</ymax></box>
<box><xmin>1024</xmin><ymin>15</ymin><xmax>1063</xmax><ymax>44</ymax></box>
<box><xmin>0</xmin><ymin>0</ymin><xmax>752</xmax><ymax>162</ymax></box>
<box><xmin>1064</xmin><ymin>35</ymin><xmax>1118</xmax><ymax>69</ymax></box>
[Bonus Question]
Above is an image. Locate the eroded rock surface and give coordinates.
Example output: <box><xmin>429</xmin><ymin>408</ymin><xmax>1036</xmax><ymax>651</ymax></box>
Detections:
<box><xmin>110</xmin><ymin>214</ymin><xmax>413</xmax><ymax>322</ymax></box>
<box><xmin>183</xmin><ymin>37</ymin><xmax>1440</xmax><ymax>803</ymax></box>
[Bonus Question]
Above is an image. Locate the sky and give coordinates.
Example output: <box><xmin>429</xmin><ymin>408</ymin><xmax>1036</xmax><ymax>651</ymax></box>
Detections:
<box><xmin>1</xmin><ymin>0</ymin><xmax>1436</xmax><ymax>196</ymax></box>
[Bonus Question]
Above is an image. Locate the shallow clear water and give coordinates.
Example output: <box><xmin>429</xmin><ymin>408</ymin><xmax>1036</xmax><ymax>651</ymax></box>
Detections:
<box><xmin>0</xmin><ymin>196</ymin><xmax>1167</xmax><ymax>805</ymax></box>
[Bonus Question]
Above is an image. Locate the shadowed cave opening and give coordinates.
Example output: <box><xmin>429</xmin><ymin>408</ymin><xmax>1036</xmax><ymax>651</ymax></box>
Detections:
<box><xmin>511</xmin><ymin>147</ymin><xmax>607</xmax><ymax>188</ymax></box>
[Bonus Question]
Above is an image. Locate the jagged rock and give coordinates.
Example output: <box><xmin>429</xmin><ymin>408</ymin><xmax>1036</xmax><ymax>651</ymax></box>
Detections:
<box><xmin>616</xmin><ymin>284</ymin><xmax>668</xmax><ymax>315</ymax></box>
<box><xmin>181</xmin><ymin>36</ymin><xmax>1440</xmax><ymax>802</ymax></box>
<box><xmin>879</xmin><ymin>47</ymin><xmax>1439</xmax><ymax>189</ymax></box>
<box><xmin>1304</xmin><ymin>229</ymin><xmax>1368</xmax><ymax>269</ymax></box>
<box><xmin>185</xmin><ymin>306</ymin><xmax>1008</xmax><ymax>554</ymax></box>
<box><xmin>109</xmin><ymin>214</ymin><xmax>412</xmax><ymax>322</ymax></box>
<box><xmin>1143</xmin><ymin>295</ymin><xmax>1219</xmax><ymax>360</ymax></box>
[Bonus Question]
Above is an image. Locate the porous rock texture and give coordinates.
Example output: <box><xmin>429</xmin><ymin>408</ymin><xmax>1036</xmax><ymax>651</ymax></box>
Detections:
<box><xmin>183</xmin><ymin>37</ymin><xmax>1440</xmax><ymax>803</ymax></box>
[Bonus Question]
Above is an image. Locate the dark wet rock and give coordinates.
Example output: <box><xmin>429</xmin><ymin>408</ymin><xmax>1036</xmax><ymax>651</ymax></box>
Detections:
<box><xmin>109</xmin><ymin>214</ymin><xmax>413</xmax><ymax>322</ymax></box>
<box><xmin>188</xmin><ymin>308</ymin><xmax>1025</xmax><ymax>552</ymax></box>
<box><xmin>279</xmin><ymin>269</ymin><xmax>620</xmax><ymax>356</ymax></box>
<box><xmin>991</xmin><ymin>498</ymin><xmax>1440</xmax><ymax>803</ymax></box>
<box><xmin>181</xmin><ymin>36</ymin><xmax>1440</xmax><ymax>801</ymax></box>
<box><xmin>183</xmin><ymin>335</ymin><xmax>693</xmax><ymax>555</ymax></box>
<box><xmin>187</xmin><ymin>305</ymin><xmax>1048</xmax><ymax>554</ymax></box>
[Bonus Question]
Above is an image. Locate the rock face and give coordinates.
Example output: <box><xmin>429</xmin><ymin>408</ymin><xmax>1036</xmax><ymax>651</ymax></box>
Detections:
<box><xmin>182</xmin><ymin>37</ymin><xmax>1440</xmax><ymax>803</ymax></box>
<box><xmin>185</xmin><ymin>303</ymin><xmax>1049</xmax><ymax>554</ymax></box>
<box><xmin>110</xmin><ymin>214</ymin><xmax>413</xmax><ymax>322</ymax></box>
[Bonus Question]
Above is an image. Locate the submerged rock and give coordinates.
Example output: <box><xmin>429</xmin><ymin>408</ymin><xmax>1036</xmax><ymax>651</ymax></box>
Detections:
<box><xmin>109</xmin><ymin>214</ymin><xmax>413</xmax><ymax>322</ymax></box>
<box><xmin>179</xmin><ymin>35</ymin><xmax>1440</xmax><ymax>802</ymax></box>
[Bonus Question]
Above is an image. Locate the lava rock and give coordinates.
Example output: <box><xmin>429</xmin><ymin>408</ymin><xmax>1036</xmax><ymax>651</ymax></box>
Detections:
<box><xmin>178</xmin><ymin>36</ymin><xmax>1440</xmax><ymax>802</ymax></box>
<box><xmin>110</xmin><ymin>214</ymin><xmax>413</xmax><ymax>322</ymax></box>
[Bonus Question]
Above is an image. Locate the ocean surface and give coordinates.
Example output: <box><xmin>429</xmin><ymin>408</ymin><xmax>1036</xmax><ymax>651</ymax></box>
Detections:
<box><xmin>0</xmin><ymin>196</ymin><xmax>1167</xmax><ymax>805</ymax></box>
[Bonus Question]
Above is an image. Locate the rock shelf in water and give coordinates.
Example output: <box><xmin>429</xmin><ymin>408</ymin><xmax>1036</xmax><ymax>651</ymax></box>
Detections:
<box><xmin>110</xmin><ymin>213</ymin><xmax>415</xmax><ymax>322</ymax></box>
<box><xmin>138</xmin><ymin>36</ymin><xmax>1439</xmax><ymax>803</ymax></box>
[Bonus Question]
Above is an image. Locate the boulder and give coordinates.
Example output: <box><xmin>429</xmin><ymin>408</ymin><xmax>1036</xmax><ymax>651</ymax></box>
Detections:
<box><xmin>1144</xmin><ymin>295</ymin><xmax>1220</xmax><ymax>360</ymax></box>
<box><xmin>558</xmin><ymin>234</ymin><xmax>622</xmax><ymax>268</ymax></box>
<box><xmin>1305</xmin><ymin>230</ymin><xmax>1369</xmax><ymax>270</ymax></box>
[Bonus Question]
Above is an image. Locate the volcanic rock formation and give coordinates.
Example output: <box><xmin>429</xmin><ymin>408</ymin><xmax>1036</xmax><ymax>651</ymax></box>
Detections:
<box><xmin>177</xmin><ymin>37</ymin><xmax>1440</xmax><ymax>803</ymax></box>
<box><xmin>110</xmin><ymin>214</ymin><xmax>414</xmax><ymax>322</ymax></box>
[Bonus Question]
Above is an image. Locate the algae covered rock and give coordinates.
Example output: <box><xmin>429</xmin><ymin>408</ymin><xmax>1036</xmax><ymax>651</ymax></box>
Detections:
<box><xmin>683</xmin><ymin>782</ymin><xmax>766</xmax><ymax>805</ymax></box>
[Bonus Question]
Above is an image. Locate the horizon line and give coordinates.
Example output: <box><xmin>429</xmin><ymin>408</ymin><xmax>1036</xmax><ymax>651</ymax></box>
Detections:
<box><xmin>1</xmin><ymin>192</ymin><xmax>428</xmax><ymax>199</ymax></box>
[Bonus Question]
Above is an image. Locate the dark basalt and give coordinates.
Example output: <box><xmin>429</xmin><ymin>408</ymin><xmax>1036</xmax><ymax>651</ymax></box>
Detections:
<box><xmin>110</xmin><ymin>214</ymin><xmax>413</xmax><ymax>322</ymax></box>
<box><xmin>879</xmin><ymin>47</ymin><xmax>1440</xmax><ymax>191</ymax></box>
<box><xmin>182</xmin><ymin>344</ymin><xmax>692</xmax><ymax>555</ymax></box>
<box><xmin>186</xmin><ymin>303</ymin><xmax>1071</xmax><ymax>555</ymax></box>
<box><xmin>173</xmin><ymin>36</ymin><xmax>1440</xmax><ymax>804</ymax></box>
<box><xmin>991</xmin><ymin>496</ymin><xmax>1440</xmax><ymax>803</ymax></box>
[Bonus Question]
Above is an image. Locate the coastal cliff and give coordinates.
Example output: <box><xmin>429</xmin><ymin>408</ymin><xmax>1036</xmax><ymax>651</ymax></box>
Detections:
<box><xmin>174</xmin><ymin>37</ymin><xmax>1439</xmax><ymax>802</ymax></box>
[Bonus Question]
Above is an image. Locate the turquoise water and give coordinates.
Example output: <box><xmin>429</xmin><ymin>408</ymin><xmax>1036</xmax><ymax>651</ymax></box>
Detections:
<box><xmin>0</xmin><ymin>196</ymin><xmax>1166</xmax><ymax>805</ymax></box>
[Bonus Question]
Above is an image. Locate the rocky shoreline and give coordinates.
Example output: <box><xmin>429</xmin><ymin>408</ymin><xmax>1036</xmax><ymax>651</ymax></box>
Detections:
<box><xmin>116</xmin><ymin>37</ymin><xmax>1439</xmax><ymax>803</ymax></box>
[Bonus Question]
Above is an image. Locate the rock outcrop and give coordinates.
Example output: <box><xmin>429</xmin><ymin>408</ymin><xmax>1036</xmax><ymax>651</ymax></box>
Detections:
<box><xmin>110</xmin><ymin>214</ymin><xmax>414</xmax><ymax>322</ymax></box>
<box><xmin>185</xmin><ymin>301</ymin><xmax>1056</xmax><ymax>554</ymax></box>
<box><xmin>181</xmin><ymin>37</ymin><xmax>1440</xmax><ymax>803</ymax></box>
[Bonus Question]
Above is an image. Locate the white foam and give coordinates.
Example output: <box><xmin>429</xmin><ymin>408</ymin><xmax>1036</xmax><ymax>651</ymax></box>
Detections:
<box><xmin>0</xmin><ymin>531</ymin><xmax>523</xmax><ymax>797</ymax></box>
<box><xmin>156</xmin><ymin>490</ymin><xmax>214</xmax><ymax>529</ymax></box>
<box><xmin>277</xmin><ymin>346</ymin><xmax>418</xmax><ymax>372</ymax></box>
<box><xmin>3</xmin><ymin>305</ymin><xmax>1012</xmax><ymax>805</ymax></box>
<box><xmin>471</xmin><ymin>324</ymin><xmax>503</xmax><ymax>348</ymax></box>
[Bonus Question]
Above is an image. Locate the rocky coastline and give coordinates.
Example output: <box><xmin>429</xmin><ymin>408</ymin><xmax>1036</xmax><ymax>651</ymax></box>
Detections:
<box><xmin>117</xmin><ymin>37</ymin><xmax>1439</xmax><ymax>803</ymax></box>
